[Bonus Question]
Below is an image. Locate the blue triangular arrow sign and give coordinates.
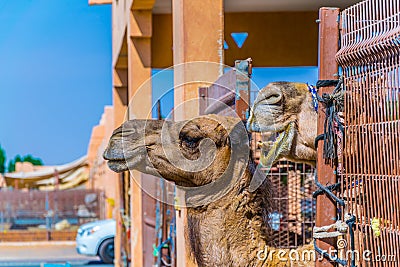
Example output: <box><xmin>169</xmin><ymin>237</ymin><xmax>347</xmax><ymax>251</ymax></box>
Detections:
<box><xmin>231</xmin><ymin>32</ymin><xmax>248</xmax><ymax>48</ymax></box>
<box><xmin>223</xmin><ymin>40</ymin><xmax>229</xmax><ymax>49</ymax></box>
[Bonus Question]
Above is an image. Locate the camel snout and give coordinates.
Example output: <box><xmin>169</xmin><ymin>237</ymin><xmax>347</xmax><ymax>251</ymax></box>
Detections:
<box><xmin>103</xmin><ymin>136</ymin><xmax>124</xmax><ymax>161</ymax></box>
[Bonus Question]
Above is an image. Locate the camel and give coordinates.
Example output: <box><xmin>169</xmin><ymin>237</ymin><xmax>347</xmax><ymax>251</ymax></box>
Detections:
<box><xmin>247</xmin><ymin>82</ymin><xmax>318</xmax><ymax>166</ymax></box>
<box><xmin>104</xmin><ymin>115</ymin><xmax>314</xmax><ymax>266</ymax></box>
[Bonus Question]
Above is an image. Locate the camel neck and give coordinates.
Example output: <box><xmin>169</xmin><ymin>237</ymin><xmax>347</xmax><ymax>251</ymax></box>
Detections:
<box><xmin>186</xmin><ymin>168</ymin><xmax>272</xmax><ymax>266</ymax></box>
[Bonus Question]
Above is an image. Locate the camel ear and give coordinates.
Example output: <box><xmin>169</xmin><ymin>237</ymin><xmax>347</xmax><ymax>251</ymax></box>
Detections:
<box><xmin>227</xmin><ymin>120</ymin><xmax>250</xmax><ymax>146</ymax></box>
<box><xmin>213</xmin><ymin>123</ymin><xmax>230</xmax><ymax>147</ymax></box>
<box><xmin>207</xmin><ymin>115</ymin><xmax>248</xmax><ymax>147</ymax></box>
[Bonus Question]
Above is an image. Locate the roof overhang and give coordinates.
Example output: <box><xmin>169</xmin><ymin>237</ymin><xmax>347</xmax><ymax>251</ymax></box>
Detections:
<box><xmin>153</xmin><ymin>0</ymin><xmax>361</xmax><ymax>13</ymax></box>
<box><xmin>89</xmin><ymin>0</ymin><xmax>362</xmax><ymax>12</ymax></box>
<box><xmin>89</xmin><ymin>0</ymin><xmax>112</xmax><ymax>6</ymax></box>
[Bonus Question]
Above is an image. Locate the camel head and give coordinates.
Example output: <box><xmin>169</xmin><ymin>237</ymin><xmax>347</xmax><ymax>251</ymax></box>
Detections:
<box><xmin>103</xmin><ymin>115</ymin><xmax>250</xmax><ymax>191</ymax></box>
<box><xmin>247</xmin><ymin>82</ymin><xmax>317</xmax><ymax>166</ymax></box>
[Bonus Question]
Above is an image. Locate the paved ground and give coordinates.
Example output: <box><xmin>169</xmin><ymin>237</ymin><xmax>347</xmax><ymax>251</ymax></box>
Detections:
<box><xmin>0</xmin><ymin>242</ymin><xmax>112</xmax><ymax>267</ymax></box>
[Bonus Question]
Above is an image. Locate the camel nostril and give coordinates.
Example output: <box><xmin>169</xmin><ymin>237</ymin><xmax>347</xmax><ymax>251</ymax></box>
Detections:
<box><xmin>103</xmin><ymin>148</ymin><xmax>111</xmax><ymax>160</ymax></box>
<box><xmin>260</xmin><ymin>86</ymin><xmax>283</xmax><ymax>105</ymax></box>
<box><xmin>263</xmin><ymin>93</ymin><xmax>282</xmax><ymax>105</ymax></box>
<box><xmin>103</xmin><ymin>138</ymin><xmax>126</xmax><ymax>161</ymax></box>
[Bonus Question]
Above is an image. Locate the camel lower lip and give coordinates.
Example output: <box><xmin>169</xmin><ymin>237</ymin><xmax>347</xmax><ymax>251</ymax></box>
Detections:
<box><xmin>259</xmin><ymin>122</ymin><xmax>295</xmax><ymax>167</ymax></box>
<box><xmin>107</xmin><ymin>159</ymin><xmax>128</xmax><ymax>172</ymax></box>
<box><xmin>106</xmin><ymin>153</ymin><xmax>146</xmax><ymax>173</ymax></box>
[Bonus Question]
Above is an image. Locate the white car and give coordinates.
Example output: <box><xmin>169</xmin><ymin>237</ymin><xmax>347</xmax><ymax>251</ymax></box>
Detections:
<box><xmin>76</xmin><ymin>219</ymin><xmax>116</xmax><ymax>263</ymax></box>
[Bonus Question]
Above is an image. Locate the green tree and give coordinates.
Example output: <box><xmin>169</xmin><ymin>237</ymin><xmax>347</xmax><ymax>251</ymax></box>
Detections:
<box><xmin>14</xmin><ymin>155</ymin><xmax>22</xmax><ymax>163</ymax></box>
<box><xmin>0</xmin><ymin>145</ymin><xmax>5</xmax><ymax>174</ymax></box>
<box><xmin>23</xmin><ymin>155</ymin><xmax>43</xmax><ymax>166</ymax></box>
<box><xmin>7</xmin><ymin>160</ymin><xmax>15</xmax><ymax>173</ymax></box>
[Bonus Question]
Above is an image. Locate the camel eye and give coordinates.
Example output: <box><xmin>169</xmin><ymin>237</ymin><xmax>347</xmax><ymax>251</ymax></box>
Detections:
<box><xmin>181</xmin><ymin>135</ymin><xmax>202</xmax><ymax>149</ymax></box>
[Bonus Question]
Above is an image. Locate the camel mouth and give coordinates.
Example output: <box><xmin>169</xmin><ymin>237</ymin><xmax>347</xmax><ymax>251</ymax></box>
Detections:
<box><xmin>103</xmin><ymin>144</ymin><xmax>147</xmax><ymax>173</ymax></box>
<box><xmin>105</xmin><ymin>153</ymin><xmax>149</xmax><ymax>173</ymax></box>
<box><xmin>106</xmin><ymin>159</ymin><xmax>129</xmax><ymax>173</ymax></box>
<box><xmin>103</xmin><ymin>145</ymin><xmax>129</xmax><ymax>173</ymax></box>
<box><xmin>257</xmin><ymin>122</ymin><xmax>296</xmax><ymax>167</ymax></box>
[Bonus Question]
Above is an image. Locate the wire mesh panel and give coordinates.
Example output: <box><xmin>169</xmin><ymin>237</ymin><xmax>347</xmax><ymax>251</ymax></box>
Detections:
<box><xmin>250</xmin><ymin>133</ymin><xmax>316</xmax><ymax>248</ymax></box>
<box><xmin>250</xmin><ymin>84</ymin><xmax>315</xmax><ymax>249</ymax></box>
<box><xmin>337</xmin><ymin>0</ymin><xmax>400</xmax><ymax>265</ymax></box>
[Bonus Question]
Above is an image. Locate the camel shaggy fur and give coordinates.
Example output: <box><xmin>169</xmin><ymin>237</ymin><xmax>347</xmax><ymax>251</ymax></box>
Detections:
<box><xmin>104</xmin><ymin>115</ymin><xmax>314</xmax><ymax>266</ymax></box>
<box><xmin>247</xmin><ymin>82</ymin><xmax>318</xmax><ymax>166</ymax></box>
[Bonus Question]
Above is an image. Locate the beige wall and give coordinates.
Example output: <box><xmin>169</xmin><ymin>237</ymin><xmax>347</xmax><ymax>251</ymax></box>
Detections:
<box><xmin>0</xmin><ymin>174</ymin><xmax>5</xmax><ymax>188</ymax></box>
<box><xmin>15</xmin><ymin>162</ymin><xmax>50</xmax><ymax>173</ymax></box>
<box><xmin>87</xmin><ymin>125</ymin><xmax>105</xmax><ymax>172</ymax></box>
<box><xmin>87</xmin><ymin>106</ymin><xmax>117</xmax><ymax>219</ymax></box>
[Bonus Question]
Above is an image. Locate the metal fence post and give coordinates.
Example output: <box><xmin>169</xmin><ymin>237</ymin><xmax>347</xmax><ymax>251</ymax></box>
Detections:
<box><xmin>235</xmin><ymin>58</ymin><xmax>252</xmax><ymax>120</ymax></box>
<box><xmin>315</xmin><ymin>7</ymin><xmax>340</xmax><ymax>267</ymax></box>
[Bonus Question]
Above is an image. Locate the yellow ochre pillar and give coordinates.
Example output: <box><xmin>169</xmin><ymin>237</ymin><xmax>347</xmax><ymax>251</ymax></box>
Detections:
<box><xmin>172</xmin><ymin>0</ymin><xmax>224</xmax><ymax>266</ymax></box>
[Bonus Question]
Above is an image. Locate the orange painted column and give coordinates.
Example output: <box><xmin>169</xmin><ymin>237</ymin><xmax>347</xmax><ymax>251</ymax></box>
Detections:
<box><xmin>113</xmin><ymin>68</ymin><xmax>128</xmax><ymax>125</ymax></box>
<box><xmin>112</xmin><ymin>64</ymin><xmax>129</xmax><ymax>267</ymax></box>
<box><xmin>172</xmin><ymin>0</ymin><xmax>224</xmax><ymax>121</ymax></box>
<box><xmin>113</xmin><ymin>171</ymin><xmax>123</xmax><ymax>266</ymax></box>
<box><xmin>127</xmin><ymin>6</ymin><xmax>153</xmax><ymax>267</ymax></box>
<box><xmin>172</xmin><ymin>1</ymin><xmax>224</xmax><ymax>266</ymax></box>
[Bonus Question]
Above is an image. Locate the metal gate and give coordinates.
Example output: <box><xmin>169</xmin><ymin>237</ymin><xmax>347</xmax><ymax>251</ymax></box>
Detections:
<box><xmin>0</xmin><ymin>189</ymin><xmax>104</xmax><ymax>230</ymax></box>
<box><xmin>337</xmin><ymin>0</ymin><xmax>400</xmax><ymax>265</ymax></box>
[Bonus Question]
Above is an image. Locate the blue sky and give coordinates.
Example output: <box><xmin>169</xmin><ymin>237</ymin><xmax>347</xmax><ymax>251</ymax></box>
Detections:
<box><xmin>0</xmin><ymin>0</ymin><xmax>112</xmax><ymax>166</ymax></box>
<box><xmin>0</xmin><ymin>0</ymin><xmax>318</xmax><ymax>168</ymax></box>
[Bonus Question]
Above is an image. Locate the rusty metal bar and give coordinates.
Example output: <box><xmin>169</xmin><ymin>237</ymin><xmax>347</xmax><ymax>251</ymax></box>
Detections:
<box><xmin>204</xmin><ymin>92</ymin><xmax>235</xmax><ymax>115</ymax></box>
<box><xmin>235</xmin><ymin>59</ymin><xmax>252</xmax><ymax>120</ymax></box>
<box><xmin>200</xmin><ymin>70</ymin><xmax>236</xmax><ymax>116</ymax></box>
<box><xmin>315</xmin><ymin>7</ymin><xmax>340</xmax><ymax>267</ymax></box>
<box><xmin>200</xmin><ymin>60</ymin><xmax>251</xmax><ymax>118</ymax></box>
<box><xmin>198</xmin><ymin>87</ymin><xmax>208</xmax><ymax>115</ymax></box>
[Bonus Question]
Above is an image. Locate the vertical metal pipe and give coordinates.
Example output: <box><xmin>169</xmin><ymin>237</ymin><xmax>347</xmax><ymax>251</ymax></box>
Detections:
<box><xmin>235</xmin><ymin>59</ymin><xmax>252</xmax><ymax>120</ymax></box>
<box><xmin>315</xmin><ymin>7</ymin><xmax>340</xmax><ymax>267</ymax></box>
<box><xmin>157</xmin><ymin>100</ymin><xmax>162</xmax><ymax>120</ymax></box>
<box><xmin>54</xmin><ymin>169</ymin><xmax>59</xmax><ymax>224</ymax></box>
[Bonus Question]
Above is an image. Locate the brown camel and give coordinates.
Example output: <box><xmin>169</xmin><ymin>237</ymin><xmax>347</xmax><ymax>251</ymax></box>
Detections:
<box><xmin>247</xmin><ymin>82</ymin><xmax>318</xmax><ymax>166</ymax></box>
<box><xmin>104</xmin><ymin>115</ymin><xmax>314</xmax><ymax>267</ymax></box>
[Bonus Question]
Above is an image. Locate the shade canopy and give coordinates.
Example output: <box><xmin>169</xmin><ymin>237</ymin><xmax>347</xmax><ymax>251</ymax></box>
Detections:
<box><xmin>3</xmin><ymin>156</ymin><xmax>89</xmax><ymax>190</ymax></box>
